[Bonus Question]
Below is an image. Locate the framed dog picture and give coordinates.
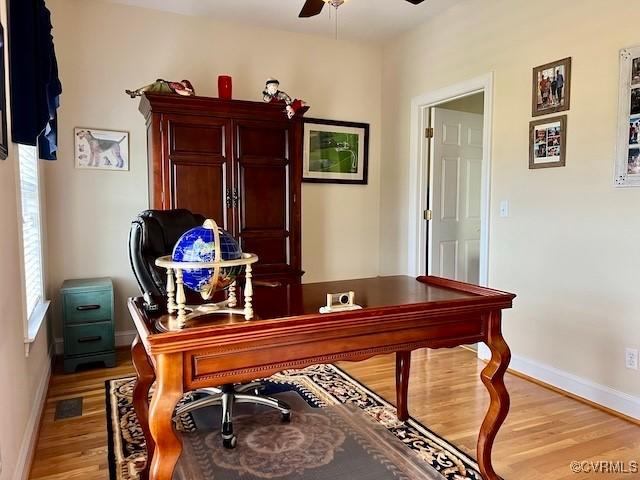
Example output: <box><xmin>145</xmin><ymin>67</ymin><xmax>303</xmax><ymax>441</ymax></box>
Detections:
<box><xmin>532</xmin><ymin>57</ymin><xmax>571</xmax><ymax>117</ymax></box>
<box><xmin>529</xmin><ymin>115</ymin><xmax>567</xmax><ymax>169</ymax></box>
<box><xmin>74</xmin><ymin>127</ymin><xmax>129</xmax><ymax>170</ymax></box>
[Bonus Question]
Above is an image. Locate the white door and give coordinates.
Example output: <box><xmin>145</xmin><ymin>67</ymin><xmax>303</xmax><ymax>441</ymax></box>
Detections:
<box><xmin>428</xmin><ymin>107</ymin><xmax>483</xmax><ymax>283</ymax></box>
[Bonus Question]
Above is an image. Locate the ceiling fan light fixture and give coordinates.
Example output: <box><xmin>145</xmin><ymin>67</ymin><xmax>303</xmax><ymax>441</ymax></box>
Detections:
<box><xmin>299</xmin><ymin>0</ymin><xmax>424</xmax><ymax>20</ymax></box>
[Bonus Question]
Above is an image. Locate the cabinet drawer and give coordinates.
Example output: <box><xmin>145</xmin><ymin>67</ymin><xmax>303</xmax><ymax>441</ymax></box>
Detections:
<box><xmin>64</xmin><ymin>322</ymin><xmax>114</xmax><ymax>357</ymax></box>
<box><xmin>63</xmin><ymin>291</ymin><xmax>112</xmax><ymax>324</ymax></box>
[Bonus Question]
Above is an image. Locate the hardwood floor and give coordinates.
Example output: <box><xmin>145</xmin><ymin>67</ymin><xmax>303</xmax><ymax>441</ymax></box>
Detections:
<box><xmin>29</xmin><ymin>347</ymin><xmax>640</xmax><ymax>480</ymax></box>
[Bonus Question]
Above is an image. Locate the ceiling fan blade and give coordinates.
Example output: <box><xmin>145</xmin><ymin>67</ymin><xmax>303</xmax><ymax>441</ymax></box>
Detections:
<box><xmin>299</xmin><ymin>0</ymin><xmax>326</xmax><ymax>17</ymax></box>
<box><xmin>405</xmin><ymin>0</ymin><xmax>426</xmax><ymax>4</ymax></box>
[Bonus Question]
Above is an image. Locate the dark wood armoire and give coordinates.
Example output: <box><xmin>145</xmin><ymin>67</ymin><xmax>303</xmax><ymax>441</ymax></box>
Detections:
<box><xmin>139</xmin><ymin>93</ymin><xmax>308</xmax><ymax>283</ymax></box>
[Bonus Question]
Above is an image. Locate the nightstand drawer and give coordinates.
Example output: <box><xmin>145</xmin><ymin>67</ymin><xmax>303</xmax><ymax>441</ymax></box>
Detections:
<box><xmin>65</xmin><ymin>322</ymin><xmax>114</xmax><ymax>356</ymax></box>
<box><xmin>64</xmin><ymin>291</ymin><xmax>112</xmax><ymax>324</ymax></box>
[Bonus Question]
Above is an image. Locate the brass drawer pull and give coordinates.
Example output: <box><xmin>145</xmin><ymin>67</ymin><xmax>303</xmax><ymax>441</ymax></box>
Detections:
<box><xmin>78</xmin><ymin>336</ymin><xmax>102</xmax><ymax>343</ymax></box>
<box><xmin>76</xmin><ymin>304</ymin><xmax>101</xmax><ymax>311</ymax></box>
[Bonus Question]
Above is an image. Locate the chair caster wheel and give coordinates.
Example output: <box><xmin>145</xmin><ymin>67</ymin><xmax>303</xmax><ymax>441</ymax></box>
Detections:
<box><xmin>282</xmin><ymin>412</ymin><xmax>291</xmax><ymax>423</ymax></box>
<box><xmin>223</xmin><ymin>436</ymin><xmax>237</xmax><ymax>449</ymax></box>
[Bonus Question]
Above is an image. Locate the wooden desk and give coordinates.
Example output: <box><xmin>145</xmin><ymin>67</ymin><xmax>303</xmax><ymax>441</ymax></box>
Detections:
<box><xmin>128</xmin><ymin>275</ymin><xmax>515</xmax><ymax>480</ymax></box>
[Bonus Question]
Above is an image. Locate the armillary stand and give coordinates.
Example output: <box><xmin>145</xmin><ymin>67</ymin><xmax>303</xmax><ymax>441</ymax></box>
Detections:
<box><xmin>155</xmin><ymin>252</ymin><xmax>259</xmax><ymax>331</ymax></box>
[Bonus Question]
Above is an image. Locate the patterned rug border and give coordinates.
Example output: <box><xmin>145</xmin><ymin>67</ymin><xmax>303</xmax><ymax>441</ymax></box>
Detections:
<box><xmin>105</xmin><ymin>364</ymin><xmax>483</xmax><ymax>480</ymax></box>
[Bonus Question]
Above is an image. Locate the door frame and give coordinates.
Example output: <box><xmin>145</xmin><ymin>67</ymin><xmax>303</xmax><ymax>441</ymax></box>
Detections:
<box><xmin>407</xmin><ymin>73</ymin><xmax>494</xmax><ymax>288</ymax></box>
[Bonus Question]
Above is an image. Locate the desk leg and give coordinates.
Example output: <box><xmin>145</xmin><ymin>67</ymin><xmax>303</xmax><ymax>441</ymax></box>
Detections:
<box><xmin>132</xmin><ymin>336</ymin><xmax>155</xmax><ymax>480</ymax></box>
<box><xmin>478</xmin><ymin>311</ymin><xmax>511</xmax><ymax>480</ymax></box>
<box><xmin>395</xmin><ymin>351</ymin><xmax>411</xmax><ymax>422</ymax></box>
<box><xmin>149</xmin><ymin>353</ymin><xmax>183</xmax><ymax>480</ymax></box>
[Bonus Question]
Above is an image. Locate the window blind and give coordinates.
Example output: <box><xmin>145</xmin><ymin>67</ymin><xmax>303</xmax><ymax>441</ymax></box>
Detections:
<box><xmin>18</xmin><ymin>144</ymin><xmax>44</xmax><ymax>320</ymax></box>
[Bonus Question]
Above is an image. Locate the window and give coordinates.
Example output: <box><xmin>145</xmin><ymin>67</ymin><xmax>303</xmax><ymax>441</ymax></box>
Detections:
<box><xmin>18</xmin><ymin>143</ymin><xmax>48</xmax><ymax>340</ymax></box>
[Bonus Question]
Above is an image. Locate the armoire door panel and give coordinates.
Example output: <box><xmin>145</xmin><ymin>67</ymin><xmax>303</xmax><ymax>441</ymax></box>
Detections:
<box><xmin>172</xmin><ymin>163</ymin><xmax>226</xmax><ymax>227</ymax></box>
<box><xmin>235</xmin><ymin>120</ymin><xmax>293</xmax><ymax>274</ymax></box>
<box><xmin>240</xmin><ymin>165</ymin><xmax>287</xmax><ymax>230</ymax></box>
<box><xmin>170</xmin><ymin>123</ymin><xmax>225</xmax><ymax>156</ymax></box>
<box><xmin>164</xmin><ymin>115</ymin><xmax>232</xmax><ymax>231</ymax></box>
<box><xmin>236</xmin><ymin>125</ymin><xmax>287</xmax><ymax>158</ymax></box>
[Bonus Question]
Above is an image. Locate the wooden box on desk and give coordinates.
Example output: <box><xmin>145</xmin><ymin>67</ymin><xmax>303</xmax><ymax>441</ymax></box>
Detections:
<box><xmin>61</xmin><ymin>277</ymin><xmax>116</xmax><ymax>373</ymax></box>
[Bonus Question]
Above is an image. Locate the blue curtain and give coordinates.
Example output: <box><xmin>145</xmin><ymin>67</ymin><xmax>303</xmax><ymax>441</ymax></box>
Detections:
<box><xmin>8</xmin><ymin>0</ymin><xmax>62</xmax><ymax>160</ymax></box>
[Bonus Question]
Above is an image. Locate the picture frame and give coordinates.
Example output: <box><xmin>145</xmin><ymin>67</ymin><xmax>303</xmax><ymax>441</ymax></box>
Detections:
<box><xmin>529</xmin><ymin>115</ymin><xmax>567</xmax><ymax>169</ymax></box>
<box><xmin>302</xmin><ymin>118</ymin><xmax>369</xmax><ymax>184</ymax></box>
<box><xmin>74</xmin><ymin>127</ymin><xmax>129</xmax><ymax>171</ymax></box>
<box><xmin>615</xmin><ymin>45</ymin><xmax>640</xmax><ymax>187</ymax></box>
<box><xmin>0</xmin><ymin>23</ymin><xmax>8</xmax><ymax>160</ymax></box>
<box><xmin>532</xmin><ymin>57</ymin><xmax>571</xmax><ymax>117</ymax></box>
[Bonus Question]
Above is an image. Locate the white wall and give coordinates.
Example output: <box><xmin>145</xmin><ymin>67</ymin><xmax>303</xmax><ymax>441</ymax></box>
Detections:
<box><xmin>0</xmin><ymin>1</ymin><xmax>52</xmax><ymax>478</ymax></box>
<box><xmin>44</xmin><ymin>0</ymin><xmax>382</xmax><ymax>336</ymax></box>
<box><xmin>380</xmin><ymin>0</ymin><xmax>640</xmax><ymax>399</ymax></box>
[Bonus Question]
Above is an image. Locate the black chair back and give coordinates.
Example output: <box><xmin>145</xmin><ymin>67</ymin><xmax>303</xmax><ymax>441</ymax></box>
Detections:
<box><xmin>128</xmin><ymin>209</ymin><xmax>205</xmax><ymax>296</ymax></box>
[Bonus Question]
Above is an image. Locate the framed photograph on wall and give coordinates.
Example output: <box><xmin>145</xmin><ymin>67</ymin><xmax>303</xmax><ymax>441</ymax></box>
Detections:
<box><xmin>532</xmin><ymin>57</ymin><xmax>571</xmax><ymax>117</ymax></box>
<box><xmin>529</xmin><ymin>115</ymin><xmax>567</xmax><ymax>169</ymax></box>
<box><xmin>302</xmin><ymin>118</ymin><xmax>369</xmax><ymax>184</ymax></box>
<box><xmin>615</xmin><ymin>46</ymin><xmax>640</xmax><ymax>187</ymax></box>
<box><xmin>74</xmin><ymin>127</ymin><xmax>129</xmax><ymax>170</ymax></box>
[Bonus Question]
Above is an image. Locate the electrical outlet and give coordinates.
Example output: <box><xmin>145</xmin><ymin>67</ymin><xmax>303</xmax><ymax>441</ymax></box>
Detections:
<box><xmin>499</xmin><ymin>200</ymin><xmax>509</xmax><ymax>218</ymax></box>
<box><xmin>625</xmin><ymin>348</ymin><xmax>639</xmax><ymax>370</ymax></box>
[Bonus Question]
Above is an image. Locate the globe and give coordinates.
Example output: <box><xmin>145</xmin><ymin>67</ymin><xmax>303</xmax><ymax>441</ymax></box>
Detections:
<box><xmin>171</xmin><ymin>220</ymin><xmax>244</xmax><ymax>297</ymax></box>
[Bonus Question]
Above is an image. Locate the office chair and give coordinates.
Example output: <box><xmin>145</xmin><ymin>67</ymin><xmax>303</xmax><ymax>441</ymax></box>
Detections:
<box><xmin>128</xmin><ymin>209</ymin><xmax>291</xmax><ymax>448</ymax></box>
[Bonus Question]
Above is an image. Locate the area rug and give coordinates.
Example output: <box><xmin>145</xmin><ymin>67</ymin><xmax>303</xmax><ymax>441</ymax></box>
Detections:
<box><xmin>106</xmin><ymin>364</ymin><xmax>483</xmax><ymax>480</ymax></box>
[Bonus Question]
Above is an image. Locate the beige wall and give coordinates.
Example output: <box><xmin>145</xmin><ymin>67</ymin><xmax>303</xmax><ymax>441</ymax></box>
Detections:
<box><xmin>380</xmin><ymin>0</ymin><xmax>640</xmax><ymax>397</ymax></box>
<box><xmin>44</xmin><ymin>0</ymin><xmax>382</xmax><ymax>336</ymax></box>
<box><xmin>0</xmin><ymin>0</ymin><xmax>52</xmax><ymax>478</ymax></box>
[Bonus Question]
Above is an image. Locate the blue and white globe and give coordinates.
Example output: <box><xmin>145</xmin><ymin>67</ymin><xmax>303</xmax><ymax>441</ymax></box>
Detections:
<box><xmin>172</xmin><ymin>221</ymin><xmax>243</xmax><ymax>296</ymax></box>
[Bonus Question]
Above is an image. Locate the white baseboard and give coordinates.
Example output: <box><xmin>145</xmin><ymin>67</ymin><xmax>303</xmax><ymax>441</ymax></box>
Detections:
<box><xmin>13</xmin><ymin>359</ymin><xmax>51</xmax><ymax>480</ymax></box>
<box><xmin>477</xmin><ymin>345</ymin><xmax>640</xmax><ymax>421</ymax></box>
<box><xmin>54</xmin><ymin>329</ymin><xmax>137</xmax><ymax>355</ymax></box>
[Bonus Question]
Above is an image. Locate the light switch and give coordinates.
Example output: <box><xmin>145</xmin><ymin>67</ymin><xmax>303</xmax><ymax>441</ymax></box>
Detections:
<box><xmin>499</xmin><ymin>200</ymin><xmax>509</xmax><ymax>217</ymax></box>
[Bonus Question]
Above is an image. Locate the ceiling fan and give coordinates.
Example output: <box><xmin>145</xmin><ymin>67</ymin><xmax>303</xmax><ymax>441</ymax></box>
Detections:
<box><xmin>299</xmin><ymin>0</ymin><xmax>426</xmax><ymax>18</ymax></box>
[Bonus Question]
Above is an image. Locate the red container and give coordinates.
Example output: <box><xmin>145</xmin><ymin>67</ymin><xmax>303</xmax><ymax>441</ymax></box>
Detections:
<box><xmin>218</xmin><ymin>75</ymin><xmax>232</xmax><ymax>100</ymax></box>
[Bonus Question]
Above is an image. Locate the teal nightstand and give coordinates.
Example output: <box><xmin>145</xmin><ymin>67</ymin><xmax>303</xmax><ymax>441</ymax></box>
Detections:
<box><xmin>61</xmin><ymin>277</ymin><xmax>116</xmax><ymax>373</ymax></box>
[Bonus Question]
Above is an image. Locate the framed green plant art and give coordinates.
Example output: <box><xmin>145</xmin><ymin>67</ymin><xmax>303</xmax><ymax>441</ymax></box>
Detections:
<box><xmin>302</xmin><ymin>118</ymin><xmax>369</xmax><ymax>184</ymax></box>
